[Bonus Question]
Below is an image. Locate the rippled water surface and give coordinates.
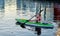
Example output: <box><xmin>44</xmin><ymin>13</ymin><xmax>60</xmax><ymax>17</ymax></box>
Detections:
<box><xmin>0</xmin><ymin>10</ymin><xmax>58</xmax><ymax>36</ymax></box>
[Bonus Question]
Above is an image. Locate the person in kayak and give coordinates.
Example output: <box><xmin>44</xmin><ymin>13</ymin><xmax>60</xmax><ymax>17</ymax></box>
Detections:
<box><xmin>35</xmin><ymin>13</ymin><xmax>41</xmax><ymax>36</ymax></box>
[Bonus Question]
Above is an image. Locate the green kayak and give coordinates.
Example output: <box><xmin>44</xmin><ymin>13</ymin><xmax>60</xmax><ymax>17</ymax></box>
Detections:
<box><xmin>16</xmin><ymin>19</ymin><xmax>54</xmax><ymax>29</ymax></box>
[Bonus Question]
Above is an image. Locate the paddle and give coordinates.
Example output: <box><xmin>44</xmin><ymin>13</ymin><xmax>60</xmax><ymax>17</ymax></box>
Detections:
<box><xmin>20</xmin><ymin>10</ymin><xmax>43</xmax><ymax>28</ymax></box>
<box><xmin>25</xmin><ymin>10</ymin><xmax>43</xmax><ymax>23</ymax></box>
<box><xmin>24</xmin><ymin>3</ymin><xmax>43</xmax><ymax>23</ymax></box>
<box><xmin>20</xmin><ymin>3</ymin><xmax>43</xmax><ymax>28</ymax></box>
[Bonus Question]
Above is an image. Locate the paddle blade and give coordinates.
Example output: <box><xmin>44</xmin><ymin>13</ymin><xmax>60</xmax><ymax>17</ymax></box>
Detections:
<box><xmin>20</xmin><ymin>23</ymin><xmax>26</xmax><ymax>28</ymax></box>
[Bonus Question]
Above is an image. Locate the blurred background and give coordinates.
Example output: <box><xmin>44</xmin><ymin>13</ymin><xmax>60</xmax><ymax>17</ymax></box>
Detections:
<box><xmin>0</xmin><ymin>0</ymin><xmax>60</xmax><ymax>36</ymax></box>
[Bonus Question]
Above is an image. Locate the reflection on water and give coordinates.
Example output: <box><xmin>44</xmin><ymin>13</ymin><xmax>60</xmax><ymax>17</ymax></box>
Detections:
<box><xmin>0</xmin><ymin>0</ymin><xmax>57</xmax><ymax>35</ymax></box>
<box><xmin>0</xmin><ymin>9</ymin><xmax>58</xmax><ymax>36</ymax></box>
<box><xmin>0</xmin><ymin>10</ymin><xmax>5</xmax><ymax>19</ymax></box>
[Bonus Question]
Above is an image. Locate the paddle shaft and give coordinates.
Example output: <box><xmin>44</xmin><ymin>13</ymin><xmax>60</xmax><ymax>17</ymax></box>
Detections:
<box><xmin>23</xmin><ymin>3</ymin><xmax>43</xmax><ymax>23</ymax></box>
<box><xmin>24</xmin><ymin>10</ymin><xmax>43</xmax><ymax>23</ymax></box>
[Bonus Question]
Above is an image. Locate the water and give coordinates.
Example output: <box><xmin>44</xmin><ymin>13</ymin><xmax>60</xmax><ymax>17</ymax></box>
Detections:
<box><xmin>0</xmin><ymin>10</ymin><xmax>58</xmax><ymax>36</ymax></box>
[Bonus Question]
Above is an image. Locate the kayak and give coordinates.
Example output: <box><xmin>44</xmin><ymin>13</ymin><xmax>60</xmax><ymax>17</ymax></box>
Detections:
<box><xmin>16</xmin><ymin>19</ymin><xmax>54</xmax><ymax>29</ymax></box>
